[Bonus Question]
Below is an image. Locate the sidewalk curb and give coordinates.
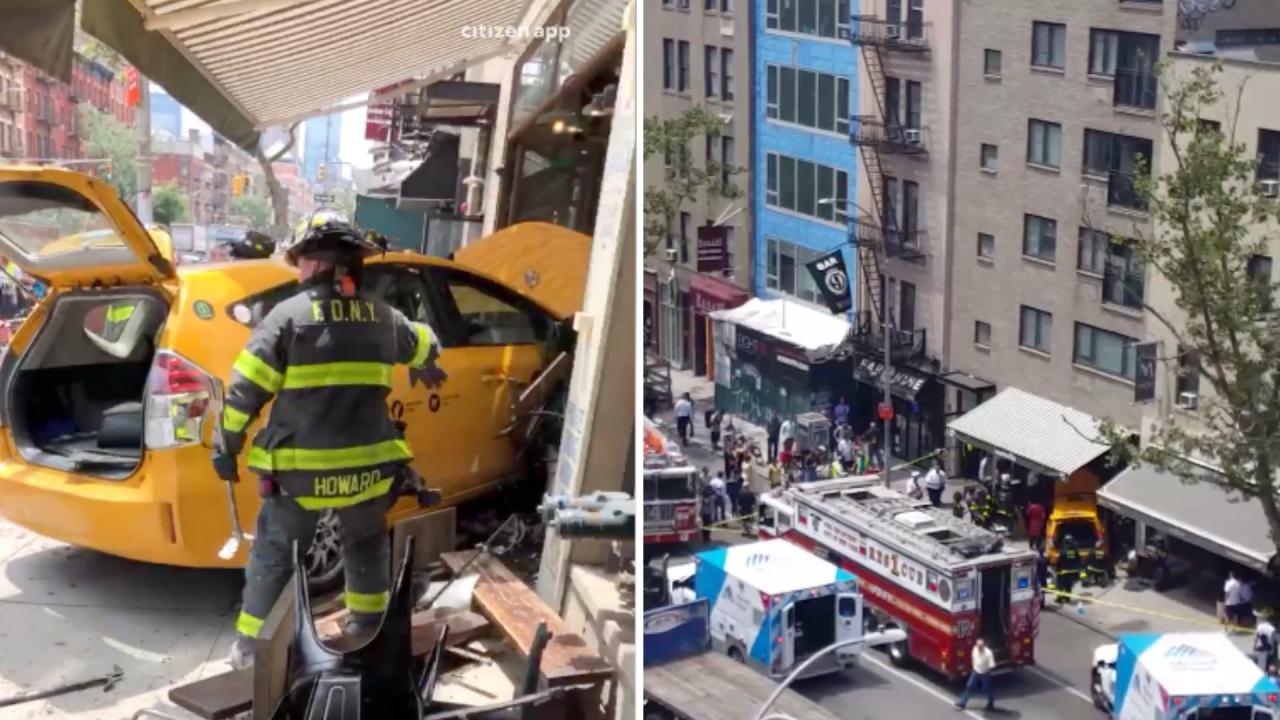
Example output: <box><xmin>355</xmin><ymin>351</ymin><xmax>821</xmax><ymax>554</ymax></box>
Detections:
<box><xmin>1044</xmin><ymin>602</ymin><xmax>1118</xmax><ymax>641</ymax></box>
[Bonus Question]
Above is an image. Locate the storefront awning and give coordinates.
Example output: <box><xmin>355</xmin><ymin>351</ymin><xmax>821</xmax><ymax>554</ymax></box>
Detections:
<box><xmin>947</xmin><ymin>387</ymin><xmax>1110</xmax><ymax>477</ymax></box>
<box><xmin>941</xmin><ymin>371</ymin><xmax>996</xmax><ymax>395</ymax></box>
<box><xmin>689</xmin><ymin>273</ymin><xmax>749</xmax><ymax>314</ymax></box>
<box><xmin>82</xmin><ymin>0</ymin><xmax>534</xmax><ymax>152</ymax></box>
<box><xmin>1099</xmin><ymin>465</ymin><xmax>1275</xmax><ymax>572</ymax></box>
<box><xmin>711</xmin><ymin>297</ymin><xmax>850</xmax><ymax>355</ymax></box>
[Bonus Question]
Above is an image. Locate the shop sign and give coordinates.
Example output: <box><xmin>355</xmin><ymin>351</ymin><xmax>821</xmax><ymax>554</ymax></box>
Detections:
<box><xmin>855</xmin><ymin>358</ymin><xmax>929</xmax><ymax>398</ymax></box>
<box><xmin>735</xmin><ymin>327</ymin><xmax>764</xmax><ymax>361</ymax></box>
<box><xmin>1134</xmin><ymin>342</ymin><xmax>1158</xmax><ymax>403</ymax></box>
<box><xmin>805</xmin><ymin>250</ymin><xmax>853</xmax><ymax>314</ymax></box>
<box><xmin>696</xmin><ymin>225</ymin><xmax>728</xmax><ymax>273</ymax></box>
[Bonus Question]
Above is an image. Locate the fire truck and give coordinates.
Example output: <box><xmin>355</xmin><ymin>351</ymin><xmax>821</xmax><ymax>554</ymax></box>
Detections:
<box><xmin>759</xmin><ymin>475</ymin><xmax>1040</xmax><ymax>680</ymax></box>
<box><xmin>643</xmin><ymin>418</ymin><xmax>700</xmax><ymax>544</ymax></box>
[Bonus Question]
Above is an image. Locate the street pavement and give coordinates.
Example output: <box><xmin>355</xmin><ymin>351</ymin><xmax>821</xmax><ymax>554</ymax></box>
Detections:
<box><xmin>0</xmin><ymin>518</ymin><xmax>233</xmax><ymax>719</ymax></box>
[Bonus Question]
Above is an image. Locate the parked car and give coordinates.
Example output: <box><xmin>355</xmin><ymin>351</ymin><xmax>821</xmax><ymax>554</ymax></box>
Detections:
<box><xmin>0</xmin><ymin>167</ymin><xmax>586</xmax><ymax>589</ymax></box>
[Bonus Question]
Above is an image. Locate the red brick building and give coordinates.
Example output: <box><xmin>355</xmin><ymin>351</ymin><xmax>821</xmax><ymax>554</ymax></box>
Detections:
<box><xmin>20</xmin><ymin>54</ymin><xmax>134</xmax><ymax>162</ymax></box>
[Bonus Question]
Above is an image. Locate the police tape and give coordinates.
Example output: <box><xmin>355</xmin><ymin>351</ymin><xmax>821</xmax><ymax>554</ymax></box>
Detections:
<box><xmin>1043</xmin><ymin>586</ymin><xmax>1256</xmax><ymax>634</ymax></box>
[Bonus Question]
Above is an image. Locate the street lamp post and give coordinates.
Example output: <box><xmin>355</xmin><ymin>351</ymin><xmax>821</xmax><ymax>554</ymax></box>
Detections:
<box><xmin>819</xmin><ymin>197</ymin><xmax>894</xmax><ymax>488</ymax></box>
<box><xmin>750</xmin><ymin>629</ymin><xmax>907</xmax><ymax>720</ymax></box>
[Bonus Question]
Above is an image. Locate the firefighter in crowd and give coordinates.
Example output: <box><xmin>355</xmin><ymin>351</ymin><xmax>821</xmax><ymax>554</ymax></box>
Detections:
<box><xmin>1052</xmin><ymin>533</ymin><xmax>1084</xmax><ymax>604</ymax></box>
<box><xmin>211</xmin><ymin>210</ymin><xmax>444</xmax><ymax>668</ymax></box>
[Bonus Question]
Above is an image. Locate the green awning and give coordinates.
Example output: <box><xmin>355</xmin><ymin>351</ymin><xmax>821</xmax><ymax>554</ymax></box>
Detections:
<box><xmin>81</xmin><ymin>0</ymin><xmax>260</xmax><ymax>153</ymax></box>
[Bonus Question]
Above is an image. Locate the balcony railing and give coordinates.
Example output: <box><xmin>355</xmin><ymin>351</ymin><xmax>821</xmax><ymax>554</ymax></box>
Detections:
<box><xmin>851</xmin><ymin>215</ymin><xmax>926</xmax><ymax>260</ymax></box>
<box><xmin>848</xmin><ymin>16</ymin><xmax>931</xmax><ymax>52</ymax></box>
<box><xmin>1107</xmin><ymin>170</ymin><xmax>1148</xmax><ymax>212</ymax></box>
<box><xmin>849</xmin><ymin>311</ymin><xmax>928</xmax><ymax>362</ymax></box>
<box><xmin>1114</xmin><ymin>67</ymin><xmax>1157</xmax><ymax>110</ymax></box>
<box><xmin>850</xmin><ymin>116</ymin><xmax>927</xmax><ymax>155</ymax></box>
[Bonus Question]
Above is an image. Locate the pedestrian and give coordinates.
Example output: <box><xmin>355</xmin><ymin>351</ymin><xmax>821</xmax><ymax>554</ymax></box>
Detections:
<box><xmin>1225</xmin><ymin>572</ymin><xmax>1247</xmax><ymax>630</ymax></box>
<box><xmin>954</xmin><ymin>638</ymin><xmax>997</xmax><ymax>711</ymax></box>
<box><xmin>780</xmin><ymin>415</ymin><xmax>795</xmax><ymax>455</ymax></box>
<box><xmin>709</xmin><ymin>408</ymin><xmax>723</xmax><ymax>450</ymax></box>
<box><xmin>951</xmin><ymin>490</ymin><xmax>966</xmax><ymax>518</ymax></box>
<box><xmin>802</xmin><ymin>450</ymin><xmax>818</xmax><ymax>483</ymax></box>
<box><xmin>766</xmin><ymin>411</ymin><xmax>782</xmax><ymax>462</ymax></box>
<box><xmin>767</xmin><ymin>457</ymin><xmax>783</xmax><ymax>489</ymax></box>
<box><xmin>1025</xmin><ymin>500</ymin><xmax>1046</xmax><ymax>550</ymax></box>
<box><xmin>723</xmin><ymin>441</ymin><xmax>736</xmax><ymax>479</ymax></box>
<box><xmin>700</xmin><ymin>483</ymin><xmax>716</xmax><ymax>543</ymax></box>
<box><xmin>727</xmin><ymin>464</ymin><xmax>745</xmax><ymax>516</ymax></box>
<box><xmin>738</xmin><ymin>485</ymin><xmax>757</xmax><ymax>536</ymax></box>
<box><xmin>837</xmin><ymin>433</ymin><xmax>854</xmax><ymax>472</ymax></box>
<box><xmin>674</xmin><ymin>393</ymin><xmax>694</xmax><ymax>445</ymax></box>
<box><xmin>211</xmin><ymin>211</ymin><xmax>444</xmax><ymax>669</ymax></box>
<box><xmin>1254</xmin><ymin>610</ymin><xmax>1276</xmax><ymax>669</ymax></box>
<box><xmin>924</xmin><ymin>457</ymin><xmax>947</xmax><ymax>507</ymax></box>
<box><xmin>833</xmin><ymin>396</ymin><xmax>850</xmax><ymax>431</ymax></box>
<box><xmin>710</xmin><ymin>472</ymin><xmax>728</xmax><ymax>523</ymax></box>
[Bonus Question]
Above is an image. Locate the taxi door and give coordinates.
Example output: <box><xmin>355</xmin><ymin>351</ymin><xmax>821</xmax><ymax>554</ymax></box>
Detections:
<box><xmin>420</xmin><ymin>266</ymin><xmax>545</xmax><ymax>488</ymax></box>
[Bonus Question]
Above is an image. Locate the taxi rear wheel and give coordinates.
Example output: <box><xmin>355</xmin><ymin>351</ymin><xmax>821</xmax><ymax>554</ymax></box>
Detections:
<box><xmin>305</xmin><ymin>510</ymin><xmax>345</xmax><ymax>595</ymax></box>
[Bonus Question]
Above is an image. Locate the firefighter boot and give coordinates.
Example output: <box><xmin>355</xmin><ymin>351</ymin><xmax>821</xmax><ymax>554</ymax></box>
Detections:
<box><xmin>229</xmin><ymin>634</ymin><xmax>254</xmax><ymax>669</ymax></box>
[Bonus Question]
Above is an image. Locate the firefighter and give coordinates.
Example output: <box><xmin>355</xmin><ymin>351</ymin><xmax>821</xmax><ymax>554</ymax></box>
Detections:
<box><xmin>211</xmin><ymin>210</ymin><xmax>444</xmax><ymax>669</ymax></box>
<box><xmin>218</xmin><ymin>229</ymin><xmax>276</xmax><ymax>260</ymax></box>
<box><xmin>1052</xmin><ymin>534</ymin><xmax>1083</xmax><ymax>604</ymax></box>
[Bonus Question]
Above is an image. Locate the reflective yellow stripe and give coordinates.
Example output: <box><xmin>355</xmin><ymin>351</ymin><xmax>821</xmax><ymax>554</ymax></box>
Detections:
<box><xmin>106</xmin><ymin>304</ymin><xmax>135</xmax><ymax>323</ymax></box>
<box><xmin>223</xmin><ymin>406</ymin><xmax>251</xmax><ymax>433</ymax></box>
<box><xmin>246</xmin><ymin>439</ymin><xmax>412</xmax><ymax>472</ymax></box>
<box><xmin>236</xmin><ymin>611</ymin><xmax>264</xmax><ymax>638</ymax></box>
<box><xmin>282</xmin><ymin>361</ymin><xmax>392</xmax><ymax>389</ymax></box>
<box><xmin>234</xmin><ymin>350</ymin><xmax>283</xmax><ymax>393</ymax></box>
<box><xmin>344</xmin><ymin>590</ymin><xmax>390</xmax><ymax>614</ymax></box>
<box><xmin>294</xmin><ymin>477</ymin><xmax>396</xmax><ymax>510</ymax></box>
<box><xmin>409</xmin><ymin>323</ymin><xmax>433</xmax><ymax>368</ymax></box>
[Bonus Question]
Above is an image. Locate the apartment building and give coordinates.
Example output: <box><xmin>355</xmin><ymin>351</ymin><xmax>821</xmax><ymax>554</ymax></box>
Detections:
<box><xmin>0</xmin><ymin>52</ymin><xmax>22</xmax><ymax>159</ymax></box>
<box><xmin>152</xmin><ymin>131</ymin><xmax>214</xmax><ymax>223</ymax></box>
<box><xmin>946</xmin><ymin>0</ymin><xmax>1177</xmax><ymax>432</ymax></box>
<box><xmin>646</xmin><ymin>0</ymin><xmax>752</xmax><ymax>376</ymax></box>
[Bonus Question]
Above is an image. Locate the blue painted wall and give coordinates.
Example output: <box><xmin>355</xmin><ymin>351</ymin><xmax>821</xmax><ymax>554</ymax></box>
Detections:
<box><xmin>750</xmin><ymin>1</ymin><xmax>860</xmax><ymax>310</ymax></box>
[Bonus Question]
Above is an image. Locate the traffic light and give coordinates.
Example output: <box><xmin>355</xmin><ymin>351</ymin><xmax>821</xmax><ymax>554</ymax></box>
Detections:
<box><xmin>232</xmin><ymin>174</ymin><xmax>245</xmax><ymax>196</ymax></box>
<box><xmin>317</xmin><ymin>163</ymin><xmax>326</xmax><ymax>182</ymax></box>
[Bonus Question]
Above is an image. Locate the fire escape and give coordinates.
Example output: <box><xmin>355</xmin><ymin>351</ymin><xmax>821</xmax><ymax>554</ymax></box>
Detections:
<box><xmin>848</xmin><ymin>13</ymin><xmax>929</xmax><ymax>361</ymax></box>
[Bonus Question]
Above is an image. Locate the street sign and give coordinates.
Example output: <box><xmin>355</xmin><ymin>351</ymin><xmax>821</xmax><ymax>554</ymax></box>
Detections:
<box><xmin>313</xmin><ymin>193</ymin><xmax>334</xmax><ymax>203</ymax></box>
<box><xmin>878</xmin><ymin>402</ymin><xmax>894</xmax><ymax>421</ymax></box>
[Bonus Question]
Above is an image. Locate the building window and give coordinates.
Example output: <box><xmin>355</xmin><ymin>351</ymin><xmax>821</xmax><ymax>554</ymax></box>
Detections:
<box><xmin>899</xmin><ymin>281</ymin><xmax>916</xmax><ymax>330</ymax></box>
<box><xmin>705</xmin><ymin>0</ymin><xmax>715</xmax><ymax>10</ymax></box>
<box><xmin>679</xmin><ymin>211</ymin><xmax>693</xmax><ymax>263</ymax></box>
<box><xmin>1032</xmin><ymin>22</ymin><xmax>1066</xmax><ymax>70</ymax></box>
<box><xmin>981</xmin><ymin>143</ymin><xmax>998</xmax><ymax>171</ymax></box>
<box><xmin>1074</xmin><ymin>323</ymin><xmax>1137</xmax><ymax>380</ymax></box>
<box><xmin>1102</xmin><ymin>241</ymin><xmax>1144</xmax><ymax>310</ymax></box>
<box><xmin>721</xmin><ymin>135</ymin><xmax>734</xmax><ymax>187</ymax></box>
<box><xmin>678</xmin><ymin>41</ymin><xmax>691</xmax><ymax>92</ymax></box>
<box><xmin>705</xmin><ymin>46</ymin><xmax>718</xmax><ymax>98</ymax></box>
<box><xmin>766</xmin><ymin>65</ymin><xmax>851</xmax><ymax>134</ymax></box>
<box><xmin>978</xmin><ymin>232</ymin><xmax>995</xmax><ymax>259</ymax></box>
<box><xmin>663</xmin><ymin>39</ymin><xmax>675</xmax><ymax>90</ymax></box>
<box><xmin>1084</xmin><ymin>129</ymin><xmax>1153</xmax><ymax>210</ymax></box>
<box><xmin>1027</xmin><ymin>119</ymin><xmax>1062</xmax><ymax>168</ymax></box>
<box><xmin>767</xmin><ymin>0</ymin><xmax>850</xmax><ymax>39</ymax></box>
<box><xmin>723</xmin><ymin>226</ymin><xmax>736</xmax><ymax>274</ymax></box>
<box><xmin>721</xmin><ymin>49</ymin><xmax>735</xmax><ymax>101</ymax></box>
<box><xmin>765</xmin><ymin>151</ymin><xmax>849</xmax><ymax>225</ymax></box>
<box><xmin>1019</xmin><ymin>305</ymin><xmax>1053</xmax><ymax>353</ymax></box>
<box><xmin>1248</xmin><ymin>254</ymin><xmax>1274</xmax><ymax>310</ymax></box>
<box><xmin>765</xmin><ymin>236</ymin><xmax>823</xmax><ymax>303</ymax></box>
<box><xmin>1114</xmin><ymin>32</ymin><xmax>1160</xmax><ymax>110</ymax></box>
<box><xmin>1257</xmin><ymin>129</ymin><xmax>1280</xmax><ymax>182</ymax></box>
<box><xmin>984</xmin><ymin>49</ymin><xmax>1002</xmax><ymax>77</ymax></box>
<box><xmin>901</xmin><ymin>180</ymin><xmax>920</xmax><ymax>249</ymax></box>
<box><xmin>1175</xmin><ymin>347</ymin><xmax>1200</xmax><ymax>398</ymax></box>
<box><xmin>721</xmin><ymin>0</ymin><xmax>733</xmax><ymax>13</ymax></box>
<box><xmin>664</xmin><ymin>0</ymin><xmax>673</xmax><ymax>8</ymax></box>
<box><xmin>1078</xmin><ymin>227</ymin><xmax>1109</xmax><ymax>275</ymax></box>
<box><xmin>1089</xmin><ymin>29</ymin><xmax>1119</xmax><ymax>75</ymax></box>
<box><xmin>1023</xmin><ymin>214</ymin><xmax>1057</xmax><ymax>262</ymax></box>
<box><xmin>975</xmin><ymin>320</ymin><xmax>992</xmax><ymax>346</ymax></box>
<box><xmin>905</xmin><ymin>80</ymin><xmax>922</xmax><ymax>131</ymax></box>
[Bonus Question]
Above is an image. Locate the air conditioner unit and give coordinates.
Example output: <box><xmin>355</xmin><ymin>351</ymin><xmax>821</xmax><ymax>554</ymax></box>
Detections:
<box><xmin>720</xmin><ymin>21</ymin><xmax>734</xmax><ymax>37</ymax></box>
<box><xmin>885</xmin><ymin>24</ymin><xmax>902</xmax><ymax>40</ymax></box>
<box><xmin>904</xmin><ymin>128</ymin><xmax>922</xmax><ymax>145</ymax></box>
<box><xmin>1177</xmin><ymin>391</ymin><xmax>1199</xmax><ymax>410</ymax></box>
<box><xmin>665</xmin><ymin>247</ymin><xmax>679</xmax><ymax>262</ymax></box>
<box><xmin>1260</xmin><ymin>179</ymin><xmax>1280</xmax><ymax>198</ymax></box>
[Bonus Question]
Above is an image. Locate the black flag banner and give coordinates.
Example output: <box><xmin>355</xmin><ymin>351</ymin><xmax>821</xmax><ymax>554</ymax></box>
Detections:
<box><xmin>806</xmin><ymin>250</ymin><xmax>853</xmax><ymax>314</ymax></box>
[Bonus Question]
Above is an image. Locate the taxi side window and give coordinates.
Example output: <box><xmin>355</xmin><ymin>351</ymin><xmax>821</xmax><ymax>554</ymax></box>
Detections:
<box><xmin>426</xmin><ymin>268</ymin><xmax>548</xmax><ymax>347</ymax></box>
<box><xmin>363</xmin><ymin>266</ymin><xmax>436</xmax><ymax>326</ymax></box>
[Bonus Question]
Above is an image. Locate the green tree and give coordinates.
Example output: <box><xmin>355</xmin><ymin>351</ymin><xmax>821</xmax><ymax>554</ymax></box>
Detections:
<box><xmin>255</xmin><ymin>123</ymin><xmax>301</xmax><ymax>238</ymax></box>
<box><xmin>229</xmin><ymin>194</ymin><xmax>272</xmax><ymax>231</ymax></box>
<box><xmin>1099</xmin><ymin>63</ymin><xmax>1280</xmax><ymax>554</ymax></box>
<box><xmin>152</xmin><ymin>182</ymin><xmax>190</xmax><ymax>225</ymax></box>
<box><xmin>643</xmin><ymin>106</ymin><xmax>742</xmax><ymax>258</ymax></box>
<box><xmin>79</xmin><ymin>104</ymin><xmax>137</xmax><ymax>201</ymax></box>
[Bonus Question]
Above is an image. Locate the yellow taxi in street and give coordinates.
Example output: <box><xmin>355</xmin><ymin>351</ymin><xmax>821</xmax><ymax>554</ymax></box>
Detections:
<box><xmin>0</xmin><ymin>167</ymin><xmax>588</xmax><ymax>588</ymax></box>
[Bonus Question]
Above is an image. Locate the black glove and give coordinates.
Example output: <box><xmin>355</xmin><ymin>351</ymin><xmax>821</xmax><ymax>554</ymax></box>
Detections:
<box><xmin>212</xmin><ymin>450</ymin><xmax>239</xmax><ymax>483</ymax></box>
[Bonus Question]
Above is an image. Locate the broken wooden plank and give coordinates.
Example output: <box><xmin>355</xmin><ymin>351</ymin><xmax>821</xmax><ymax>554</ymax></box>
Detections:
<box><xmin>252</xmin><ymin>576</ymin><xmax>295</xmax><ymax>720</ymax></box>
<box><xmin>440</xmin><ymin>550</ymin><xmax>613</xmax><ymax>688</ymax></box>
<box><xmin>171</xmin><ymin>607</ymin><xmax>489</xmax><ymax>719</ymax></box>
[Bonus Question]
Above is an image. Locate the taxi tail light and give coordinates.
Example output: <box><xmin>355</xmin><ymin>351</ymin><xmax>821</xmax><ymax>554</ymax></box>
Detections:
<box><xmin>145</xmin><ymin>350</ymin><xmax>218</xmax><ymax>450</ymax></box>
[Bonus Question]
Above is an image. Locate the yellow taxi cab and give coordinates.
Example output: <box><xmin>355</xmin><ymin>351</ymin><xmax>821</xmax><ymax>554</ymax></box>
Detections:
<box><xmin>1046</xmin><ymin>493</ymin><xmax>1108</xmax><ymax>566</ymax></box>
<box><xmin>0</xmin><ymin>167</ymin><xmax>589</xmax><ymax>587</ymax></box>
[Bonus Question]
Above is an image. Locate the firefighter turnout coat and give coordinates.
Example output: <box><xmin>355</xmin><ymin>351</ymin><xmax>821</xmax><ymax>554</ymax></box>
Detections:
<box><xmin>219</xmin><ymin>282</ymin><xmax>437</xmax><ymax>509</ymax></box>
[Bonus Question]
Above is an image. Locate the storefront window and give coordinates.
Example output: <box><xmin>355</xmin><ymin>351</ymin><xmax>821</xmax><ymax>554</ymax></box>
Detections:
<box><xmin>660</xmin><ymin>279</ymin><xmax>684</xmax><ymax>367</ymax></box>
<box><xmin>511</xmin><ymin>8</ymin><xmax>568</xmax><ymax>131</ymax></box>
